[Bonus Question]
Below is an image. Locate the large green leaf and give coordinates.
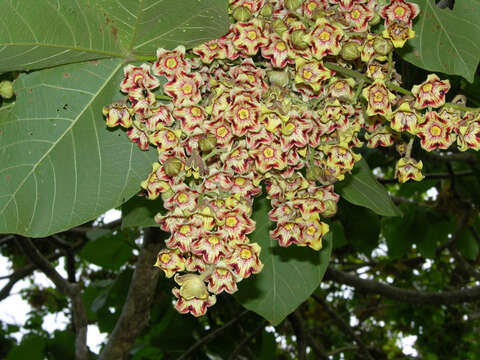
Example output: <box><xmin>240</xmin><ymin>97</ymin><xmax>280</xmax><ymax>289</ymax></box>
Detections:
<box><xmin>96</xmin><ymin>0</ymin><xmax>230</xmax><ymax>55</ymax></box>
<box><xmin>399</xmin><ymin>0</ymin><xmax>480</xmax><ymax>82</ymax></box>
<box><xmin>121</xmin><ymin>195</ymin><xmax>164</xmax><ymax>229</ymax></box>
<box><xmin>0</xmin><ymin>59</ymin><xmax>157</xmax><ymax>236</ymax></box>
<box><xmin>235</xmin><ymin>197</ymin><xmax>332</xmax><ymax>325</ymax></box>
<box><xmin>0</xmin><ymin>0</ymin><xmax>230</xmax><ymax>72</ymax></box>
<box><xmin>336</xmin><ymin>159</ymin><xmax>402</xmax><ymax>217</ymax></box>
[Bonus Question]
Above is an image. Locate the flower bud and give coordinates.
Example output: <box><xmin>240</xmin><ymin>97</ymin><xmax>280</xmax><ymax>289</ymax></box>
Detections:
<box><xmin>272</xmin><ymin>19</ymin><xmax>287</xmax><ymax>35</ymax></box>
<box><xmin>369</xmin><ymin>12</ymin><xmax>381</xmax><ymax>26</ymax></box>
<box><xmin>199</xmin><ymin>133</ymin><xmax>217</xmax><ymax>152</ymax></box>
<box><xmin>306</xmin><ymin>165</ymin><xmax>322</xmax><ymax>182</ymax></box>
<box><xmin>232</xmin><ymin>6</ymin><xmax>252</xmax><ymax>22</ymax></box>
<box><xmin>285</xmin><ymin>0</ymin><xmax>302</xmax><ymax>10</ymax></box>
<box><xmin>291</xmin><ymin>29</ymin><xmax>309</xmax><ymax>50</ymax></box>
<box><xmin>0</xmin><ymin>80</ymin><xmax>14</xmax><ymax>99</ymax></box>
<box><xmin>268</xmin><ymin>70</ymin><xmax>290</xmax><ymax>87</ymax></box>
<box><xmin>373</xmin><ymin>37</ymin><xmax>393</xmax><ymax>56</ymax></box>
<box><xmin>322</xmin><ymin>200</ymin><xmax>338</xmax><ymax>217</ymax></box>
<box><xmin>164</xmin><ymin>157</ymin><xmax>183</xmax><ymax>177</ymax></box>
<box><xmin>174</xmin><ymin>273</ymin><xmax>209</xmax><ymax>300</ymax></box>
<box><xmin>260</xmin><ymin>3</ymin><xmax>273</xmax><ymax>17</ymax></box>
<box><xmin>340</xmin><ymin>42</ymin><xmax>361</xmax><ymax>61</ymax></box>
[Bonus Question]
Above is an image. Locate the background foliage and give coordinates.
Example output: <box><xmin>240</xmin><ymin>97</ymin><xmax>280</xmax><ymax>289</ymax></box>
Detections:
<box><xmin>1</xmin><ymin>0</ymin><xmax>480</xmax><ymax>359</ymax></box>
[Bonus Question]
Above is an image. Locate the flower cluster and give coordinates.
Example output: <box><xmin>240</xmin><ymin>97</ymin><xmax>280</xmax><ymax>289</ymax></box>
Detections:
<box><xmin>103</xmin><ymin>0</ymin><xmax>480</xmax><ymax>316</ymax></box>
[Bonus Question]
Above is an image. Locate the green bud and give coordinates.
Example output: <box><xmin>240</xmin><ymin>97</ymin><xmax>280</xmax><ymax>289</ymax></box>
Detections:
<box><xmin>322</xmin><ymin>200</ymin><xmax>338</xmax><ymax>218</ymax></box>
<box><xmin>369</xmin><ymin>12</ymin><xmax>381</xmax><ymax>26</ymax></box>
<box><xmin>306</xmin><ymin>165</ymin><xmax>323</xmax><ymax>182</ymax></box>
<box><xmin>272</xmin><ymin>19</ymin><xmax>287</xmax><ymax>35</ymax></box>
<box><xmin>260</xmin><ymin>3</ymin><xmax>273</xmax><ymax>17</ymax></box>
<box><xmin>340</xmin><ymin>42</ymin><xmax>361</xmax><ymax>61</ymax></box>
<box><xmin>373</xmin><ymin>37</ymin><xmax>393</xmax><ymax>56</ymax></box>
<box><xmin>199</xmin><ymin>133</ymin><xmax>217</xmax><ymax>153</ymax></box>
<box><xmin>268</xmin><ymin>71</ymin><xmax>290</xmax><ymax>87</ymax></box>
<box><xmin>232</xmin><ymin>6</ymin><xmax>252</xmax><ymax>22</ymax></box>
<box><xmin>285</xmin><ymin>0</ymin><xmax>302</xmax><ymax>10</ymax></box>
<box><xmin>291</xmin><ymin>29</ymin><xmax>310</xmax><ymax>50</ymax></box>
<box><xmin>0</xmin><ymin>80</ymin><xmax>14</xmax><ymax>99</ymax></box>
<box><xmin>164</xmin><ymin>157</ymin><xmax>183</xmax><ymax>177</ymax></box>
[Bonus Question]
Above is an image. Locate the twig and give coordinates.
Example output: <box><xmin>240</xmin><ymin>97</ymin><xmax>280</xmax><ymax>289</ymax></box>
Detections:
<box><xmin>288</xmin><ymin>310</ymin><xmax>329</xmax><ymax>360</ymax></box>
<box><xmin>98</xmin><ymin>228</ymin><xmax>164</xmax><ymax>360</ymax></box>
<box><xmin>328</xmin><ymin>345</ymin><xmax>359</xmax><ymax>356</ymax></box>
<box><xmin>228</xmin><ymin>320</ymin><xmax>267</xmax><ymax>360</ymax></box>
<box><xmin>378</xmin><ymin>170</ymin><xmax>474</xmax><ymax>184</ymax></box>
<box><xmin>17</xmin><ymin>238</ymin><xmax>88</xmax><ymax>360</ymax></box>
<box><xmin>288</xmin><ymin>310</ymin><xmax>307</xmax><ymax>360</ymax></box>
<box><xmin>312</xmin><ymin>295</ymin><xmax>374</xmax><ymax>360</ymax></box>
<box><xmin>325</xmin><ymin>266</ymin><xmax>480</xmax><ymax>304</ymax></box>
<box><xmin>176</xmin><ymin>309</ymin><xmax>250</xmax><ymax>360</ymax></box>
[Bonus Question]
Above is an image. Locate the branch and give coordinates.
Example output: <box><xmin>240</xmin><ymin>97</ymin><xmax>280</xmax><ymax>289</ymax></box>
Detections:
<box><xmin>17</xmin><ymin>238</ymin><xmax>88</xmax><ymax>360</ymax></box>
<box><xmin>288</xmin><ymin>310</ymin><xmax>307</xmax><ymax>360</ymax></box>
<box><xmin>228</xmin><ymin>320</ymin><xmax>267</xmax><ymax>360</ymax></box>
<box><xmin>378</xmin><ymin>170</ymin><xmax>474</xmax><ymax>184</ymax></box>
<box><xmin>325</xmin><ymin>266</ymin><xmax>480</xmax><ymax>304</ymax></box>
<box><xmin>0</xmin><ymin>238</ymin><xmax>85</xmax><ymax>301</ymax></box>
<box><xmin>176</xmin><ymin>309</ymin><xmax>250</xmax><ymax>360</ymax></box>
<box><xmin>288</xmin><ymin>310</ymin><xmax>329</xmax><ymax>360</ymax></box>
<box><xmin>98</xmin><ymin>228</ymin><xmax>164</xmax><ymax>360</ymax></box>
<box><xmin>312</xmin><ymin>295</ymin><xmax>374</xmax><ymax>360</ymax></box>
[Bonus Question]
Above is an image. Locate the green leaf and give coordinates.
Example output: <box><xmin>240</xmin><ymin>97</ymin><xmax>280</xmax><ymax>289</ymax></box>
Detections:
<box><xmin>457</xmin><ymin>228</ymin><xmax>479</xmax><ymax>261</ymax></box>
<box><xmin>339</xmin><ymin>200</ymin><xmax>380</xmax><ymax>255</ymax></box>
<box><xmin>79</xmin><ymin>229</ymin><xmax>133</xmax><ymax>269</ymax></box>
<box><xmin>399</xmin><ymin>0</ymin><xmax>480</xmax><ymax>82</ymax></box>
<box><xmin>235</xmin><ymin>197</ymin><xmax>332</xmax><ymax>325</ymax></box>
<box><xmin>336</xmin><ymin>159</ymin><xmax>402</xmax><ymax>217</ymax></box>
<box><xmin>0</xmin><ymin>0</ymin><xmax>230</xmax><ymax>72</ymax></box>
<box><xmin>96</xmin><ymin>0</ymin><xmax>230</xmax><ymax>55</ymax></box>
<box><xmin>121</xmin><ymin>195</ymin><xmax>164</xmax><ymax>229</ymax></box>
<box><xmin>0</xmin><ymin>59</ymin><xmax>157</xmax><ymax>236</ymax></box>
<box><xmin>330</xmin><ymin>220</ymin><xmax>347</xmax><ymax>249</ymax></box>
<box><xmin>7</xmin><ymin>335</ymin><xmax>46</xmax><ymax>360</ymax></box>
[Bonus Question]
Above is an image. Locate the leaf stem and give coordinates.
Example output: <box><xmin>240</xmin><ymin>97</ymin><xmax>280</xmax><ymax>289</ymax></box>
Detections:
<box><xmin>135</xmin><ymin>55</ymin><xmax>156</xmax><ymax>62</ymax></box>
<box><xmin>156</xmin><ymin>95</ymin><xmax>172</xmax><ymax>101</ymax></box>
<box><xmin>443</xmin><ymin>103</ymin><xmax>480</xmax><ymax>113</ymax></box>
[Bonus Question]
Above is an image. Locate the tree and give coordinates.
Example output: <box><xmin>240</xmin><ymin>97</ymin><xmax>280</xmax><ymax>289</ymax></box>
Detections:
<box><xmin>1</xmin><ymin>0</ymin><xmax>480</xmax><ymax>359</ymax></box>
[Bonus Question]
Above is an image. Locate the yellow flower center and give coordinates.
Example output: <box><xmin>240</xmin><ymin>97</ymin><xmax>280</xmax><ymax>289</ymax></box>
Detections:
<box><xmin>247</xmin><ymin>74</ymin><xmax>255</xmax><ymax>83</ymax></box>
<box><xmin>166</xmin><ymin>131</ymin><xmax>176</xmax><ymax>141</ymax></box>
<box><xmin>235</xmin><ymin>177</ymin><xmax>246</xmax><ymax>186</ymax></box>
<box><xmin>179</xmin><ymin>225</ymin><xmax>191</xmax><ymax>235</ymax></box>
<box><xmin>276</xmin><ymin>41</ymin><xmax>287</xmax><ymax>51</ymax></box>
<box><xmin>307</xmin><ymin>1</ymin><xmax>317</xmax><ymax>11</ymax></box>
<box><xmin>263</xmin><ymin>147</ymin><xmax>275</xmax><ymax>158</ymax></box>
<box><xmin>284</xmin><ymin>122</ymin><xmax>295</xmax><ymax>134</ymax></box>
<box><xmin>208</xmin><ymin>236</ymin><xmax>219</xmax><ymax>245</ymax></box>
<box><xmin>307</xmin><ymin>225</ymin><xmax>317</xmax><ymax>236</ymax></box>
<box><xmin>238</xmin><ymin>108</ymin><xmax>250</xmax><ymax>120</ymax></box>
<box><xmin>177</xmin><ymin>193</ymin><xmax>188</xmax><ymax>203</ymax></box>
<box><xmin>231</xmin><ymin>149</ymin><xmax>240</xmax><ymax>157</ymax></box>
<box><xmin>247</xmin><ymin>31</ymin><xmax>257</xmax><ymax>41</ymax></box>
<box><xmin>133</xmin><ymin>74</ymin><xmax>144</xmax><ymax>84</ymax></box>
<box><xmin>373</xmin><ymin>91</ymin><xmax>384</xmax><ymax>102</ymax></box>
<box><xmin>351</xmin><ymin>9</ymin><xmax>361</xmax><ymax>19</ymax></box>
<box><xmin>422</xmin><ymin>83</ymin><xmax>433</xmax><ymax>92</ymax></box>
<box><xmin>216</xmin><ymin>126</ymin><xmax>228</xmax><ymax>138</ymax></box>
<box><xmin>303</xmin><ymin>69</ymin><xmax>313</xmax><ymax>80</ymax></box>
<box><xmin>217</xmin><ymin>268</ymin><xmax>228</xmax><ymax>275</ymax></box>
<box><xmin>182</xmin><ymin>83</ymin><xmax>193</xmax><ymax>94</ymax></box>
<box><xmin>319</xmin><ymin>31</ymin><xmax>331</xmax><ymax>42</ymax></box>
<box><xmin>240</xmin><ymin>248</ymin><xmax>252</xmax><ymax>259</ymax></box>
<box><xmin>191</xmin><ymin>106</ymin><xmax>202</xmax><ymax>116</ymax></box>
<box><xmin>430</xmin><ymin>125</ymin><xmax>442</xmax><ymax>137</ymax></box>
<box><xmin>160</xmin><ymin>253</ymin><xmax>171</xmax><ymax>263</ymax></box>
<box><xmin>335</xmin><ymin>81</ymin><xmax>345</xmax><ymax>90</ymax></box>
<box><xmin>226</xmin><ymin>216</ymin><xmax>238</xmax><ymax>227</ymax></box>
<box><xmin>394</xmin><ymin>6</ymin><xmax>406</xmax><ymax>17</ymax></box>
<box><xmin>166</xmin><ymin>58</ymin><xmax>178</xmax><ymax>69</ymax></box>
<box><xmin>284</xmin><ymin>223</ymin><xmax>294</xmax><ymax>231</ymax></box>
<box><xmin>208</xmin><ymin>43</ymin><xmax>218</xmax><ymax>50</ymax></box>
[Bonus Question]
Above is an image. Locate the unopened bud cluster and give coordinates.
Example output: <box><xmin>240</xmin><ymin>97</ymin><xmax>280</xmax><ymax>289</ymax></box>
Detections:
<box><xmin>103</xmin><ymin>0</ymin><xmax>480</xmax><ymax>317</ymax></box>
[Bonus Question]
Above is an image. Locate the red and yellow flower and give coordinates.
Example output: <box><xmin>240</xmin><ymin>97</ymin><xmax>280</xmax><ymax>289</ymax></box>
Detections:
<box><xmin>416</xmin><ymin>111</ymin><xmax>456</xmax><ymax>151</ymax></box>
<box><xmin>412</xmin><ymin>74</ymin><xmax>450</xmax><ymax>109</ymax></box>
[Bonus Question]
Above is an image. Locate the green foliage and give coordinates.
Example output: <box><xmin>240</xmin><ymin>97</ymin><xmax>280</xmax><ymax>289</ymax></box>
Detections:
<box><xmin>400</xmin><ymin>0</ymin><xmax>480</xmax><ymax>82</ymax></box>
<box><xmin>235</xmin><ymin>197</ymin><xmax>332</xmax><ymax>325</ymax></box>
<box><xmin>336</xmin><ymin>159</ymin><xmax>402</xmax><ymax>217</ymax></box>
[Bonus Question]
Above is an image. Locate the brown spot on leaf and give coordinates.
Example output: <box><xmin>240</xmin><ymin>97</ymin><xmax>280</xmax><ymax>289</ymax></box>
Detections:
<box><xmin>63</xmin><ymin>72</ymin><xmax>71</xmax><ymax>78</ymax></box>
<box><xmin>6</xmin><ymin>175</ymin><xmax>10</xmax><ymax>181</ymax></box>
<box><xmin>111</xmin><ymin>26</ymin><xmax>118</xmax><ymax>39</ymax></box>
